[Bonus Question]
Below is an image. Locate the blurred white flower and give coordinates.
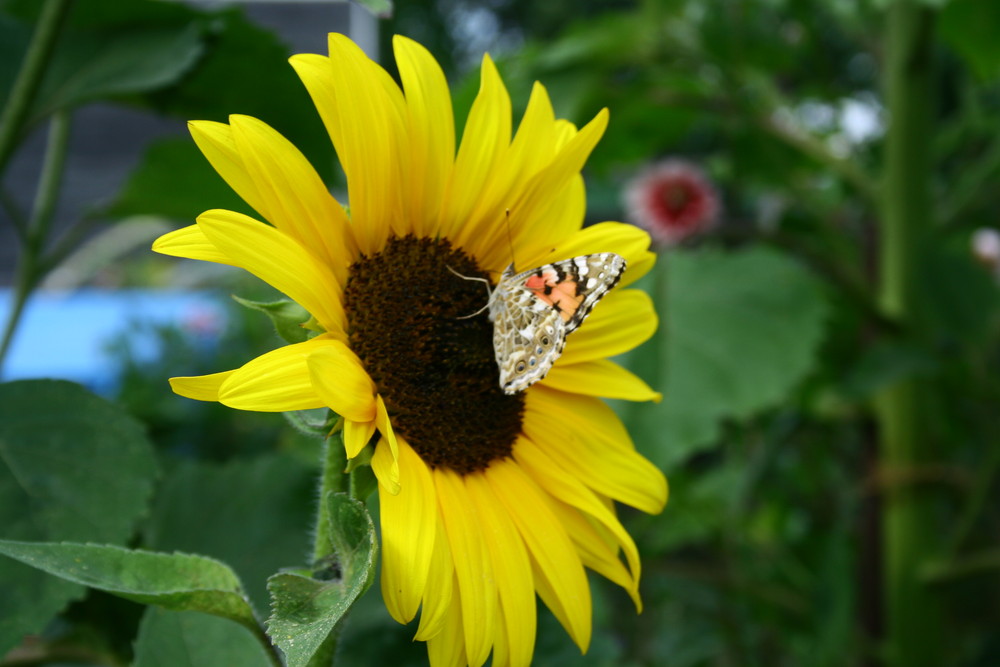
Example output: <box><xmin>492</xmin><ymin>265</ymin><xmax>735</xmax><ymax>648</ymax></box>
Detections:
<box><xmin>971</xmin><ymin>228</ymin><xmax>1000</xmax><ymax>270</ymax></box>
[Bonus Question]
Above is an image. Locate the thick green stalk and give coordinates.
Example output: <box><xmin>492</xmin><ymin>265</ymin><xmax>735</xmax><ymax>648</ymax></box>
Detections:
<box><xmin>309</xmin><ymin>424</ymin><xmax>349</xmax><ymax>666</ymax></box>
<box><xmin>0</xmin><ymin>0</ymin><xmax>74</xmax><ymax>176</ymax></box>
<box><xmin>313</xmin><ymin>426</ymin><xmax>348</xmax><ymax>564</ymax></box>
<box><xmin>876</xmin><ymin>2</ymin><xmax>941</xmax><ymax>665</ymax></box>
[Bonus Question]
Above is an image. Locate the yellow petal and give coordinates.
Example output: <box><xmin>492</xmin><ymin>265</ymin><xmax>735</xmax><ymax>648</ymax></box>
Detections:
<box><xmin>524</xmin><ymin>387</ymin><xmax>668</xmax><ymax>514</ymax></box>
<box><xmin>393</xmin><ymin>35</ymin><xmax>454</xmax><ymax>238</ymax></box>
<box><xmin>343</xmin><ymin>418</ymin><xmax>375</xmax><ymax>459</ymax></box>
<box><xmin>442</xmin><ymin>54</ymin><xmax>511</xmax><ymax>251</ymax></box>
<box><xmin>491</xmin><ymin>608</ymin><xmax>511</xmax><ymax>667</ymax></box>
<box><xmin>375</xmin><ymin>395</ymin><xmax>399</xmax><ymax>493</ymax></box>
<box><xmin>152</xmin><ymin>224</ymin><xmax>236</xmax><ymax>266</ymax></box>
<box><xmin>559</xmin><ymin>289</ymin><xmax>657</xmax><ymax>364</ymax></box>
<box><xmin>288</xmin><ymin>53</ymin><xmax>344</xmax><ymax>156</ymax></box>
<box><xmin>482</xmin><ymin>172</ymin><xmax>586</xmax><ymax>276</ymax></box>
<box><xmin>189</xmin><ymin>120</ymin><xmax>273</xmax><ymax>222</ymax></box>
<box><xmin>372</xmin><ymin>434</ymin><xmax>401</xmax><ymax>496</ymax></box>
<box><xmin>526</xmin><ymin>221</ymin><xmax>655</xmax><ymax>287</ymax></box>
<box><xmin>415</xmin><ymin>514</ymin><xmax>455</xmax><ymax>641</ymax></box>
<box><xmin>463</xmin><ymin>82</ymin><xmax>563</xmax><ymax>271</ymax></box>
<box><xmin>227</xmin><ymin>114</ymin><xmax>356</xmax><ymax>285</ymax></box>
<box><xmin>306</xmin><ymin>342</ymin><xmax>376</xmax><ymax>422</ymax></box>
<box><xmin>548</xmin><ymin>497</ymin><xmax>642</xmax><ymax>611</ymax></box>
<box><xmin>486</xmin><ymin>458</ymin><xmax>591</xmax><ymax>653</ymax></box>
<box><xmin>514</xmin><ymin>436</ymin><xmax>641</xmax><ymax>608</ymax></box>
<box><xmin>218</xmin><ymin>335</ymin><xmax>339</xmax><ymax>411</ymax></box>
<box><xmin>506</xmin><ymin>83</ymin><xmax>558</xmax><ymax>188</ymax></box>
<box><xmin>511</xmin><ymin>173</ymin><xmax>585</xmax><ymax>270</ymax></box>
<box><xmin>504</xmin><ymin>109</ymin><xmax>608</xmax><ymax>261</ymax></box>
<box><xmin>324</xmin><ymin>34</ymin><xmax>404</xmax><ymax>253</ymax></box>
<box><xmin>540</xmin><ymin>359</ymin><xmax>661</xmax><ymax>402</ymax></box>
<box><xmin>426</xmin><ymin>595</ymin><xmax>467</xmax><ymax>667</ymax></box>
<box><xmin>195</xmin><ymin>209</ymin><xmax>346</xmax><ymax>337</ymax></box>
<box><xmin>435</xmin><ymin>469</ymin><xmax>497</xmax><ymax>667</ymax></box>
<box><xmin>466</xmin><ymin>471</ymin><xmax>536</xmax><ymax>667</ymax></box>
<box><xmin>379</xmin><ymin>439</ymin><xmax>436</xmax><ymax>624</ymax></box>
<box><xmin>168</xmin><ymin>370</ymin><xmax>236</xmax><ymax>401</ymax></box>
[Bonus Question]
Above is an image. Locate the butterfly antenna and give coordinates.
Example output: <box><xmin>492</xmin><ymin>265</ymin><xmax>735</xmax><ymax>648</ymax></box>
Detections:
<box><xmin>446</xmin><ymin>265</ymin><xmax>493</xmax><ymax>319</ymax></box>
<box><xmin>505</xmin><ymin>208</ymin><xmax>517</xmax><ymax>271</ymax></box>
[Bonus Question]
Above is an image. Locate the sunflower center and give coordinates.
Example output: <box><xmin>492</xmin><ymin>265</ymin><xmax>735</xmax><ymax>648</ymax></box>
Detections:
<box><xmin>343</xmin><ymin>235</ymin><xmax>524</xmax><ymax>475</ymax></box>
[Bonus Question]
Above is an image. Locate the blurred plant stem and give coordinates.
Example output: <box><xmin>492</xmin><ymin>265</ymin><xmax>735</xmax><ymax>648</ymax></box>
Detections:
<box><xmin>752</xmin><ymin>93</ymin><xmax>878</xmax><ymax>206</ymax></box>
<box><xmin>0</xmin><ymin>0</ymin><xmax>74</xmax><ymax>374</ymax></box>
<box><xmin>0</xmin><ymin>111</ymin><xmax>70</xmax><ymax>371</ymax></box>
<box><xmin>0</xmin><ymin>0</ymin><xmax>72</xmax><ymax>174</ymax></box>
<box><xmin>876</xmin><ymin>2</ymin><xmax>942</xmax><ymax>665</ymax></box>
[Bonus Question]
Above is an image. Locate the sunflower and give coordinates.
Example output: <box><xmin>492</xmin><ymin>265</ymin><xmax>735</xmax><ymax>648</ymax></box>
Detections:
<box><xmin>154</xmin><ymin>33</ymin><xmax>667</xmax><ymax>667</ymax></box>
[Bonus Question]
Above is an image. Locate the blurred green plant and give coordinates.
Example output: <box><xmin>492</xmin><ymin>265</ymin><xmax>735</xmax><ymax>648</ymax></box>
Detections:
<box><xmin>3</xmin><ymin>0</ymin><xmax>1000</xmax><ymax>665</ymax></box>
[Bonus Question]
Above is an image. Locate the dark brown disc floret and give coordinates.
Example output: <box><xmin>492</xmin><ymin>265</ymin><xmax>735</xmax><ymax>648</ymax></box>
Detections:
<box><xmin>343</xmin><ymin>235</ymin><xmax>524</xmax><ymax>475</ymax></box>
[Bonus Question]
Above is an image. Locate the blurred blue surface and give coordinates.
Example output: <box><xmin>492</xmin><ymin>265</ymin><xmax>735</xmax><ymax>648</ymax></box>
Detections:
<box><xmin>0</xmin><ymin>289</ymin><xmax>224</xmax><ymax>393</ymax></box>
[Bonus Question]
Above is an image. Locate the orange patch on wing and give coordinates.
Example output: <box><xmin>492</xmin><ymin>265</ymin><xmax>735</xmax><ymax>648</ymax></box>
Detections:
<box><xmin>525</xmin><ymin>272</ymin><xmax>584</xmax><ymax>322</ymax></box>
<box><xmin>523</xmin><ymin>273</ymin><xmax>549</xmax><ymax>291</ymax></box>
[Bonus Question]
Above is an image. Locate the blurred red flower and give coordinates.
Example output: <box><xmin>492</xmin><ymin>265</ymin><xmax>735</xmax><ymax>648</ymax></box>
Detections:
<box><xmin>623</xmin><ymin>159</ymin><xmax>719</xmax><ymax>246</ymax></box>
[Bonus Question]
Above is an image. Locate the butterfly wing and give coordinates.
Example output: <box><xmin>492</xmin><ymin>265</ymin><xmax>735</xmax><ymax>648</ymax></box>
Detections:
<box><xmin>488</xmin><ymin>253</ymin><xmax>626</xmax><ymax>394</ymax></box>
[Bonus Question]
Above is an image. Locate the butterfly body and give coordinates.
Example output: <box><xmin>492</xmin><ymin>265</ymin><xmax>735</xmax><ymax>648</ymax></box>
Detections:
<box><xmin>488</xmin><ymin>253</ymin><xmax>626</xmax><ymax>394</ymax></box>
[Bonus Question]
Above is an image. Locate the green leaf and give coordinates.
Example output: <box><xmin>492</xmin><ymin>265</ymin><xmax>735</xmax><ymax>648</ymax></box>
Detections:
<box><xmin>134</xmin><ymin>607</ymin><xmax>273</xmax><ymax>667</ymax></box>
<box><xmin>32</xmin><ymin>22</ymin><xmax>204</xmax><ymax>120</ymax></box>
<box><xmin>940</xmin><ymin>0</ymin><xmax>1000</xmax><ymax>81</ymax></box>
<box><xmin>107</xmin><ymin>137</ymin><xmax>253</xmax><ymax>221</ymax></box>
<box><xmin>143</xmin><ymin>8</ymin><xmax>335</xmax><ymax>184</ymax></box>
<box><xmin>0</xmin><ymin>541</ymin><xmax>260</xmax><ymax>634</ymax></box>
<box><xmin>143</xmin><ymin>454</ymin><xmax>316</xmax><ymax>613</ymax></box>
<box><xmin>623</xmin><ymin>245</ymin><xmax>829</xmax><ymax>469</ymax></box>
<box><xmin>232</xmin><ymin>296</ymin><xmax>312</xmax><ymax>345</ymax></box>
<box><xmin>0</xmin><ymin>380</ymin><xmax>158</xmax><ymax>654</ymax></box>
<box><xmin>266</xmin><ymin>493</ymin><xmax>378</xmax><ymax>667</ymax></box>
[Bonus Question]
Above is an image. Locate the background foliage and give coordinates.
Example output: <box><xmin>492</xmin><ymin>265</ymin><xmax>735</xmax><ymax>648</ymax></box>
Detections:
<box><xmin>2</xmin><ymin>0</ymin><xmax>999</xmax><ymax>665</ymax></box>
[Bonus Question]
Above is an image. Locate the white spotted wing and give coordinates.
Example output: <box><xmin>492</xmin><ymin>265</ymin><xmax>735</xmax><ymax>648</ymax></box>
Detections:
<box><xmin>487</xmin><ymin>253</ymin><xmax>626</xmax><ymax>394</ymax></box>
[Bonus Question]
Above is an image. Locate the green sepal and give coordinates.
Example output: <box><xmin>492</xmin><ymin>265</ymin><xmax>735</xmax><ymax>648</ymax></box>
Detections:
<box><xmin>0</xmin><ymin>541</ymin><xmax>261</xmax><ymax>635</ymax></box>
<box><xmin>266</xmin><ymin>493</ymin><xmax>378</xmax><ymax>667</ymax></box>
<box><xmin>302</xmin><ymin>315</ymin><xmax>324</xmax><ymax>333</ymax></box>
<box><xmin>350</xmin><ymin>463</ymin><xmax>379</xmax><ymax>503</ymax></box>
<box><xmin>232</xmin><ymin>295</ymin><xmax>312</xmax><ymax>344</ymax></box>
<box><xmin>284</xmin><ymin>409</ymin><xmax>337</xmax><ymax>439</ymax></box>
<box><xmin>344</xmin><ymin>444</ymin><xmax>374</xmax><ymax>474</ymax></box>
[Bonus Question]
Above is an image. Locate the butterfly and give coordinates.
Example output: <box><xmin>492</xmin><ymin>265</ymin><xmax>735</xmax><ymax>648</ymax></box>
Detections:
<box><xmin>487</xmin><ymin>253</ymin><xmax>627</xmax><ymax>394</ymax></box>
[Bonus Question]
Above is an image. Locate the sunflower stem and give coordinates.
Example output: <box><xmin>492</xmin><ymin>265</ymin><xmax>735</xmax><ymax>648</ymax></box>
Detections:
<box><xmin>876</xmin><ymin>2</ymin><xmax>942</xmax><ymax>665</ymax></box>
<box><xmin>307</xmin><ymin>421</ymin><xmax>349</xmax><ymax>667</ymax></box>
<box><xmin>312</xmin><ymin>423</ymin><xmax>348</xmax><ymax>564</ymax></box>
